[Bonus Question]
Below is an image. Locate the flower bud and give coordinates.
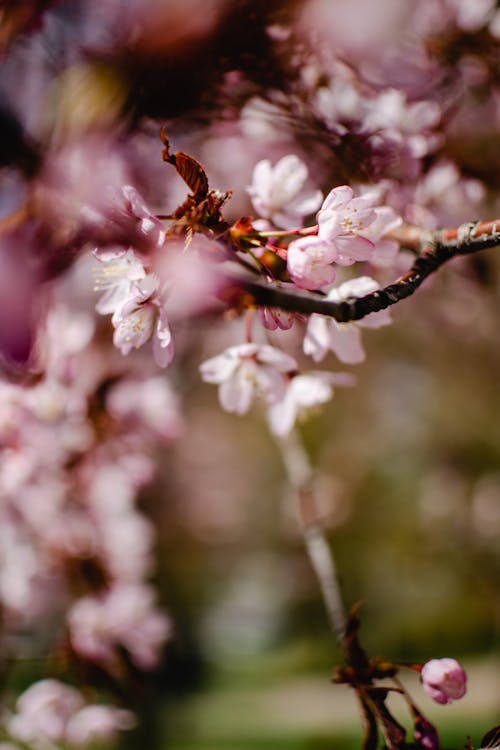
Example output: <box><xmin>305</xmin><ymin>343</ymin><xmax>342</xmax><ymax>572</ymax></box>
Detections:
<box><xmin>421</xmin><ymin>658</ymin><xmax>467</xmax><ymax>705</ymax></box>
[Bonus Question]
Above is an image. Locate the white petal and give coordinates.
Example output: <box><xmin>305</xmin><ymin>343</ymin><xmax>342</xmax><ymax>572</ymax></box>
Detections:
<box><xmin>219</xmin><ymin>366</ymin><xmax>255</xmax><ymax>414</ymax></box>
<box><xmin>327</xmin><ymin>322</ymin><xmax>365</xmax><ymax>364</ymax></box>
<box><xmin>257</xmin><ymin>344</ymin><xmax>297</xmax><ymax>372</ymax></box>
<box><xmin>303</xmin><ymin>315</ymin><xmax>331</xmax><ymax>362</ymax></box>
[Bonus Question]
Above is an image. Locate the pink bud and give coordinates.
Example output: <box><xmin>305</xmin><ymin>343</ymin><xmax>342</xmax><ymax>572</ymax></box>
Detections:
<box><xmin>421</xmin><ymin>658</ymin><xmax>467</xmax><ymax>705</ymax></box>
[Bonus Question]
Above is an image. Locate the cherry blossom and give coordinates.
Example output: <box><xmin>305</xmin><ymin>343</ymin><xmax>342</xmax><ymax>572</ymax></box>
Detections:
<box><xmin>304</xmin><ymin>277</ymin><xmax>392</xmax><ymax>364</ymax></box>
<box><xmin>287</xmin><ymin>236</ymin><xmax>337</xmax><ymax>290</ymax></box>
<box><xmin>247</xmin><ymin>154</ymin><xmax>323</xmax><ymax>229</ymax></box>
<box><xmin>200</xmin><ymin>343</ymin><xmax>298</xmax><ymax>415</ymax></box>
<box><xmin>93</xmin><ymin>248</ymin><xmax>146</xmax><ymax>315</ymax></box>
<box><xmin>421</xmin><ymin>658</ymin><xmax>467</xmax><ymax>705</ymax></box>
<box><xmin>111</xmin><ymin>275</ymin><xmax>174</xmax><ymax>368</ymax></box>
<box><xmin>316</xmin><ymin>186</ymin><xmax>377</xmax><ymax>265</ymax></box>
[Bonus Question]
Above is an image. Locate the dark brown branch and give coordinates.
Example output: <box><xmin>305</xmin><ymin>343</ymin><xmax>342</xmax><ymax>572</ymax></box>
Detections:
<box><xmin>223</xmin><ymin>219</ymin><xmax>500</xmax><ymax>323</ymax></box>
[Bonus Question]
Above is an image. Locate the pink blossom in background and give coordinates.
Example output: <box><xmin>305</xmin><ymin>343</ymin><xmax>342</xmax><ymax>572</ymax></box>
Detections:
<box><xmin>65</xmin><ymin>705</ymin><xmax>136</xmax><ymax>748</ymax></box>
<box><xmin>8</xmin><ymin>680</ymin><xmax>84</xmax><ymax>746</ymax></box>
<box><xmin>68</xmin><ymin>583</ymin><xmax>171</xmax><ymax>669</ymax></box>
<box><xmin>7</xmin><ymin>680</ymin><xmax>136</xmax><ymax>749</ymax></box>
<box><xmin>247</xmin><ymin>154</ymin><xmax>323</xmax><ymax>229</ymax></box>
<box><xmin>421</xmin><ymin>658</ymin><xmax>467</xmax><ymax>704</ymax></box>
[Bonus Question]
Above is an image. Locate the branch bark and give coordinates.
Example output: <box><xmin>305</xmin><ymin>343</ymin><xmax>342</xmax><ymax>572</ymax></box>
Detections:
<box><xmin>224</xmin><ymin>219</ymin><xmax>500</xmax><ymax>323</ymax></box>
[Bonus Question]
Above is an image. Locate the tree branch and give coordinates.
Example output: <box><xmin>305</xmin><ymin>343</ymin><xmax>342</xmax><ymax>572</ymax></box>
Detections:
<box><xmin>223</xmin><ymin>219</ymin><xmax>500</xmax><ymax>323</ymax></box>
<box><xmin>275</xmin><ymin>430</ymin><xmax>347</xmax><ymax>644</ymax></box>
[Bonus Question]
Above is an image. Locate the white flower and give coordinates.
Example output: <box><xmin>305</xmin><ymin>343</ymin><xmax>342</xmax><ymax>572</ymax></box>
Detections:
<box><xmin>93</xmin><ymin>248</ymin><xmax>146</xmax><ymax>316</ymax></box>
<box><xmin>111</xmin><ymin>275</ymin><xmax>174</xmax><ymax>368</ymax></box>
<box><xmin>247</xmin><ymin>155</ymin><xmax>323</xmax><ymax>229</ymax></box>
<box><xmin>268</xmin><ymin>371</ymin><xmax>355</xmax><ymax>436</ymax></box>
<box><xmin>200</xmin><ymin>343</ymin><xmax>297</xmax><ymax>415</ymax></box>
<box><xmin>304</xmin><ymin>277</ymin><xmax>392</xmax><ymax>364</ymax></box>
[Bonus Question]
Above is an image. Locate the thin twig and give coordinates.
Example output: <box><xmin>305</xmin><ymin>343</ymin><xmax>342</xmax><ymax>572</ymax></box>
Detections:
<box><xmin>275</xmin><ymin>429</ymin><xmax>347</xmax><ymax>644</ymax></box>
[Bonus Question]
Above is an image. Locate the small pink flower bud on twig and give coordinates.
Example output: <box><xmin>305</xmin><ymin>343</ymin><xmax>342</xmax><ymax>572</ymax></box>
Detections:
<box><xmin>421</xmin><ymin>658</ymin><xmax>467</xmax><ymax>705</ymax></box>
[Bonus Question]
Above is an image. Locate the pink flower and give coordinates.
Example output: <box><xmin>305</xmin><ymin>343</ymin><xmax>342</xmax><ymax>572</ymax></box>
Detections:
<box><xmin>247</xmin><ymin>155</ymin><xmax>323</xmax><ymax>229</ymax></box>
<box><xmin>287</xmin><ymin>236</ymin><xmax>337</xmax><ymax>290</ymax></box>
<box><xmin>200</xmin><ymin>343</ymin><xmax>297</xmax><ymax>415</ymax></box>
<box><xmin>421</xmin><ymin>658</ymin><xmax>467</xmax><ymax>705</ymax></box>
<box><xmin>304</xmin><ymin>276</ymin><xmax>392</xmax><ymax>364</ymax></box>
<box><xmin>317</xmin><ymin>186</ymin><xmax>377</xmax><ymax>265</ymax></box>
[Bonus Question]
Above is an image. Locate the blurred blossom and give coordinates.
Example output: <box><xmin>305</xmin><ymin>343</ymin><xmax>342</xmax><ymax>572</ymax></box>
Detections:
<box><xmin>421</xmin><ymin>658</ymin><xmax>467</xmax><ymax>704</ymax></box>
<box><xmin>106</xmin><ymin>376</ymin><xmax>183</xmax><ymax>439</ymax></box>
<box><xmin>408</xmin><ymin>161</ymin><xmax>485</xmax><ymax>228</ymax></box>
<box><xmin>68</xmin><ymin>583</ymin><xmax>170</xmax><ymax>669</ymax></box>
<box><xmin>247</xmin><ymin>154</ymin><xmax>323</xmax><ymax>229</ymax></box>
<box><xmin>7</xmin><ymin>679</ymin><xmax>135</xmax><ymax>749</ymax></box>
<box><xmin>267</xmin><ymin>371</ymin><xmax>355</xmax><ymax>436</ymax></box>
<box><xmin>65</xmin><ymin>705</ymin><xmax>136</xmax><ymax>748</ymax></box>
<box><xmin>240</xmin><ymin>97</ymin><xmax>292</xmax><ymax>143</ymax></box>
<box><xmin>200</xmin><ymin>343</ymin><xmax>298</xmax><ymax>416</ymax></box>
<box><xmin>8</xmin><ymin>680</ymin><xmax>84</xmax><ymax>747</ymax></box>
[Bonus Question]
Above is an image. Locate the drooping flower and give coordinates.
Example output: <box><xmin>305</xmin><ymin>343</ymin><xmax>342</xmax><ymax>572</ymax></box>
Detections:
<box><xmin>259</xmin><ymin>305</ymin><xmax>296</xmax><ymax>331</ymax></box>
<box><xmin>420</xmin><ymin>658</ymin><xmax>467</xmax><ymax>705</ymax></box>
<box><xmin>111</xmin><ymin>275</ymin><xmax>174</xmax><ymax>368</ymax></box>
<box><xmin>268</xmin><ymin>371</ymin><xmax>355</xmax><ymax>436</ymax></box>
<box><xmin>303</xmin><ymin>277</ymin><xmax>392</xmax><ymax>364</ymax></box>
<box><xmin>200</xmin><ymin>343</ymin><xmax>297</xmax><ymax>415</ymax></box>
<box><xmin>247</xmin><ymin>154</ymin><xmax>323</xmax><ymax>229</ymax></box>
